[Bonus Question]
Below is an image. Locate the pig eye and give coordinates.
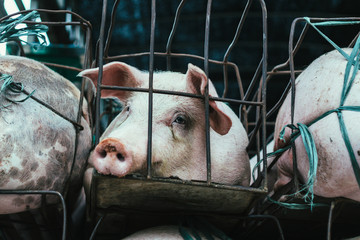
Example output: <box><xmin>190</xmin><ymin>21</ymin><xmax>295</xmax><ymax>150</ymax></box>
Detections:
<box><xmin>173</xmin><ymin>115</ymin><xmax>186</xmax><ymax>125</ymax></box>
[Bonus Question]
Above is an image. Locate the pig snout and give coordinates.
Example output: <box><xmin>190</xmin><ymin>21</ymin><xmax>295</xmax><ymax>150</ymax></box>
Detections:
<box><xmin>91</xmin><ymin>138</ymin><xmax>133</xmax><ymax>177</ymax></box>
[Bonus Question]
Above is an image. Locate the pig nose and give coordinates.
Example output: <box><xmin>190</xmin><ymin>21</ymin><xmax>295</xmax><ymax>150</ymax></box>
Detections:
<box><xmin>95</xmin><ymin>138</ymin><xmax>127</xmax><ymax>162</ymax></box>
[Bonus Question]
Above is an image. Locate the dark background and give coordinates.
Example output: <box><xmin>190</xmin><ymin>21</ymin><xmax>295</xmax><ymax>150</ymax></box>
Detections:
<box><xmin>3</xmin><ymin>0</ymin><xmax>360</xmax><ymax>132</ymax></box>
<box><xmin>1</xmin><ymin>1</ymin><xmax>360</xmax><ymax>239</ymax></box>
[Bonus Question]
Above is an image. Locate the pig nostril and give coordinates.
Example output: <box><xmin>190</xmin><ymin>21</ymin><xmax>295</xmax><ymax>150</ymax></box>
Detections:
<box><xmin>99</xmin><ymin>150</ymin><xmax>107</xmax><ymax>158</ymax></box>
<box><xmin>117</xmin><ymin>153</ymin><xmax>125</xmax><ymax>162</ymax></box>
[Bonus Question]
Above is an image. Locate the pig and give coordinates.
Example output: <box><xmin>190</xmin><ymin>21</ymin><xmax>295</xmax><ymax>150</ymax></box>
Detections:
<box><xmin>0</xmin><ymin>55</ymin><xmax>92</xmax><ymax>214</ymax></box>
<box><xmin>80</xmin><ymin>62</ymin><xmax>250</xmax><ymax>186</ymax></box>
<box><xmin>272</xmin><ymin>48</ymin><xmax>360</xmax><ymax>201</ymax></box>
<box><xmin>122</xmin><ymin>225</ymin><xmax>222</xmax><ymax>240</ymax></box>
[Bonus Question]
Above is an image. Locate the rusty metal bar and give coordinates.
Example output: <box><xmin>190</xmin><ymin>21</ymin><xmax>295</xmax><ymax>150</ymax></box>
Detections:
<box><xmin>204</xmin><ymin>0</ymin><xmax>213</xmax><ymax>184</ymax></box>
<box><xmin>100</xmin><ymin>85</ymin><xmax>264</xmax><ymax>106</ymax></box>
<box><xmin>95</xmin><ymin>0</ymin><xmax>108</xmax><ymax>146</ymax></box>
<box><xmin>259</xmin><ymin>0</ymin><xmax>268</xmax><ymax>190</ymax></box>
<box><xmin>147</xmin><ymin>0</ymin><xmax>156</xmax><ymax>179</ymax></box>
<box><xmin>104</xmin><ymin>0</ymin><xmax>121</xmax><ymax>59</ymax></box>
<box><xmin>166</xmin><ymin>0</ymin><xmax>187</xmax><ymax>70</ymax></box>
<box><xmin>288</xmin><ymin>17</ymin><xmax>302</xmax><ymax>194</ymax></box>
<box><xmin>222</xmin><ymin>0</ymin><xmax>253</xmax><ymax>98</ymax></box>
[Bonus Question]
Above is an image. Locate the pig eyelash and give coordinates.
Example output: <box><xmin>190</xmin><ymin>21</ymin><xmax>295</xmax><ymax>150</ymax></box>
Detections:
<box><xmin>172</xmin><ymin>114</ymin><xmax>187</xmax><ymax>126</ymax></box>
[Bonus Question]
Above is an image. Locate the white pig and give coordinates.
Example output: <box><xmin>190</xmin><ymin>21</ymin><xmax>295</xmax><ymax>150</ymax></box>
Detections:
<box><xmin>272</xmin><ymin>48</ymin><xmax>360</xmax><ymax>201</ymax></box>
<box><xmin>80</xmin><ymin>62</ymin><xmax>250</xmax><ymax>186</ymax></box>
<box><xmin>123</xmin><ymin>225</ymin><xmax>222</xmax><ymax>240</ymax></box>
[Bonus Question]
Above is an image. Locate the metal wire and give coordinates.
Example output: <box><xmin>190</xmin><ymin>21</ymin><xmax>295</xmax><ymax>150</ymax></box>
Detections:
<box><xmin>0</xmin><ymin>190</ymin><xmax>67</xmax><ymax>240</ymax></box>
<box><xmin>92</xmin><ymin>0</ymin><xmax>269</xmax><ymax>193</ymax></box>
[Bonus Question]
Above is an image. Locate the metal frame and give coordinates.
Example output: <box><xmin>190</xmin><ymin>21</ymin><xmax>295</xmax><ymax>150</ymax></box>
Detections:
<box><xmin>0</xmin><ymin>9</ymin><xmax>93</xmax><ymax>239</ymax></box>
<box><xmin>89</xmin><ymin>0</ymin><xmax>270</xmax><ymax>238</ymax></box>
<box><xmin>0</xmin><ymin>190</ymin><xmax>67</xmax><ymax>240</ymax></box>
<box><xmin>94</xmin><ymin>0</ymin><xmax>268</xmax><ymax>186</ymax></box>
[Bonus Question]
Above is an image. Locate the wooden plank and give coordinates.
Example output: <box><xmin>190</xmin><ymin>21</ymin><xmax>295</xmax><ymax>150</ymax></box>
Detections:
<box><xmin>90</xmin><ymin>172</ymin><xmax>267</xmax><ymax>216</ymax></box>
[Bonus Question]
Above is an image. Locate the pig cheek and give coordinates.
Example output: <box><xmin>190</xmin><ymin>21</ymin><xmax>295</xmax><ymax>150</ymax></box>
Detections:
<box><xmin>159</xmin><ymin>127</ymin><xmax>193</xmax><ymax>166</ymax></box>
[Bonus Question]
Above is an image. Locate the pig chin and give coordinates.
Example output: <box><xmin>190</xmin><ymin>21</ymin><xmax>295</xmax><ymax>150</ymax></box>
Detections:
<box><xmin>93</xmin><ymin>158</ymin><xmax>131</xmax><ymax>177</ymax></box>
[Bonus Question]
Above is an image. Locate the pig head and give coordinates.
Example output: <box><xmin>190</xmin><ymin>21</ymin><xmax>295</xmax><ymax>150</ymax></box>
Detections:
<box><xmin>272</xmin><ymin>48</ymin><xmax>360</xmax><ymax>201</ymax></box>
<box><xmin>0</xmin><ymin>55</ymin><xmax>92</xmax><ymax>214</ymax></box>
<box><xmin>80</xmin><ymin>62</ymin><xmax>250</xmax><ymax>186</ymax></box>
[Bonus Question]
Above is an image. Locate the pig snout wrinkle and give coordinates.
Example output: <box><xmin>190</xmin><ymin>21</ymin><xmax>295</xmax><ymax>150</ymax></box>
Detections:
<box><xmin>99</xmin><ymin>144</ymin><xmax>125</xmax><ymax>162</ymax></box>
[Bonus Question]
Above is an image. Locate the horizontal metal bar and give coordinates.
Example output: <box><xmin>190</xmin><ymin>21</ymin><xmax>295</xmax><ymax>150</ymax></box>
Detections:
<box><xmin>99</xmin><ymin>85</ymin><xmax>265</xmax><ymax>106</ymax></box>
<box><xmin>105</xmin><ymin>51</ymin><xmax>239</xmax><ymax>67</ymax></box>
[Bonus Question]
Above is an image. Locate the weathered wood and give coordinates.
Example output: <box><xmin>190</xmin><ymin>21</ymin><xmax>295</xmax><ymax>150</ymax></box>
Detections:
<box><xmin>89</xmin><ymin>171</ymin><xmax>267</xmax><ymax>216</ymax></box>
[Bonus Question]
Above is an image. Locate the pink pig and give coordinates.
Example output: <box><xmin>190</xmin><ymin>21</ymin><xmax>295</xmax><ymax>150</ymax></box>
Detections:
<box><xmin>273</xmin><ymin>49</ymin><xmax>360</xmax><ymax>201</ymax></box>
<box><xmin>80</xmin><ymin>62</ymin><xmax>250</xmax><ymax>186</ymax></box>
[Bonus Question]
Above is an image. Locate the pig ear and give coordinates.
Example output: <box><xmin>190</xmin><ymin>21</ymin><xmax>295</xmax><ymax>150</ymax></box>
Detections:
<box><xmin>185</xmin><ymin>63</ymin><xmax>232</xmax><ymax>135</ymax></box>
<box><xmin>78</xmin><ymin>62</ymin><xmax>141</xmax><ymax>102</ymax></box>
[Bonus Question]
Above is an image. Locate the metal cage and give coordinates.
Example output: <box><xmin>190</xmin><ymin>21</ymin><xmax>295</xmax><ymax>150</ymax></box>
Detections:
<box><xmin>87</xmin><ymin>0</ymin><xmax>272</xmax><ymax>238</ymax></box>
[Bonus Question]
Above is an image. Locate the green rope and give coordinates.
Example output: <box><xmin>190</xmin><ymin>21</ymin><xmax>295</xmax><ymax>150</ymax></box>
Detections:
<box><xmin>0</xmin><ymin>74</ymin><xmax>35</xmax><ymax>108</ymax></box>
<box><xmin>0</xmin><ymin>11</ymin><xmax>48</xmax><ymax>47</ymax></box>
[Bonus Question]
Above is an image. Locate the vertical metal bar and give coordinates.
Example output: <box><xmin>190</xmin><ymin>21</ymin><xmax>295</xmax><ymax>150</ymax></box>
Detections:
<box><xmin>204</xmin><ymin>0</ymin><xmax>212</xmax><ymax>184</ymax></box>
<box><xmin>327</xmin><ymin>201</ymin><xmax>336</xmax><ymax>240</ymax></box>
<box><xmin>288</xmin><ymin>18</ymin><xmax>301</xmax><ymax>193</ymax></box>
<box><xmin>259</xmin><ymin>0</ymin><xmax>268</xmax><ymax>189</ymax></box>
<box><xmin>95</xmin><ymin>0</ymin><xmax>108</xmax><ymax>146</ymax></box>
<box><xmin>89</xmin><ymin>215</ymin><xmax>105</xmax><ymax>240</ymax></box>
<box><xmin>84</xmin><ymin>23</ymin><xmax>93</xmax><ymax>69</ymax></box>
<box><xmin>165</xmin><ymin>0</ymin><xmax>187</xmax><ymax>71</ymax></box>
<box><xmin>222</xmin><ymin>0</ymin><xmax>253</xmax><ymax>98</ymax></box>
<box><xmin>104</xmin><ymin>0</ymin><xmax>121</xmax><ymax>59</ymax></box>
<box><xmin>147</xmin><ymin>0</ymin><xmax>156</xmax><ymax>179</ymax></box>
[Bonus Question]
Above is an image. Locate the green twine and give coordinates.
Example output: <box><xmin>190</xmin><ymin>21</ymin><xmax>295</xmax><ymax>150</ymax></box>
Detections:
<box><xmin>0</xmin><ymin>10</ymin><xmax>48</xmax><ymax>48</ymax></box>
<box><xmin>0</xmin><ymin>74</ymin><xmax>35</xmax><ymax>108</ymax></box>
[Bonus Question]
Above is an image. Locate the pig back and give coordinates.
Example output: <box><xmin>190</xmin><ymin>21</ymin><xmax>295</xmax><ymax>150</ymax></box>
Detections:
<box><xmin>0</xmin><ymin>55</ymin><xmax>92</xmax><ymax>214</ymax></box>
<box><xmin>273</xmin><ymin>48</ymin><xmax>360</xmax><ymax>201</ymax></box>
<box><xmin>275</xmin><ymin>48</ymin><xmax>360</xmax><ymax>144</ymax></box>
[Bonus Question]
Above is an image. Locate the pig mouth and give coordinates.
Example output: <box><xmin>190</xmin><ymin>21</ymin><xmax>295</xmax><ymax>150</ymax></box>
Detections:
<box><xmin>130</xmin><ymin>160</ymin><xmax>163</xmax><ymax>177</ymax></box>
